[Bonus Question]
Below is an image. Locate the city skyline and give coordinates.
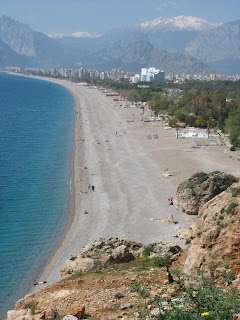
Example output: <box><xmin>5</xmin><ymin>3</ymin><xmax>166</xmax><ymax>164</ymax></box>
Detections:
<box><xmin>0</xmin><ymin>0</ymin><xmax>239</xmax><ymax>35</ymax></box>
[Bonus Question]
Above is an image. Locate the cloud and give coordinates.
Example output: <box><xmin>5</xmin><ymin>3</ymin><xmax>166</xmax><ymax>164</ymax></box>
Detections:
<box><xmin>155</xmin><ymin>1</ymin><xmax>177</xmax><ymax>11</ymax></box>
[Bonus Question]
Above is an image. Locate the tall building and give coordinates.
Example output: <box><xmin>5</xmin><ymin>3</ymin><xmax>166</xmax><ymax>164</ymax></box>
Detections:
<box><xmin>100</xmin><ymin>71</ymin><xmax>105</xmax><ymax>80</ymax></box>
<box><xmin>169</xmin><ymin>72</ymin><xmax>175</xmax><ymax>80</ymax></box>
<box><xmin>51</xmin><ymin>67</ymin><xmax>58</xmax><ymax>76</ymax></box>
<box><xmin>210</xmin><ymin>74</ymin><xmax>217</xmax><ymax>81</ymax></box>
<box><xmin>131</xmin><ymin>74</ymin><xmax>140</xmax><ymax>83</ymax></box>
<box><xmin>140</xmin><ymin>67</ymin><xmax>165</xmax><ymax>82</ymax></box>
<box><xmin>78</xmin><ymin>68</ymin><xmax>86</xmax><ymax>78</ymax></box>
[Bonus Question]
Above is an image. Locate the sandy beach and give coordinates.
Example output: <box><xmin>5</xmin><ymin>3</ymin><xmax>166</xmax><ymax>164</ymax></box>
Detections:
<box><xmin>26</xmin><ymin>77</ymin><xmax>240</xmax><ymax>289</ymax></box>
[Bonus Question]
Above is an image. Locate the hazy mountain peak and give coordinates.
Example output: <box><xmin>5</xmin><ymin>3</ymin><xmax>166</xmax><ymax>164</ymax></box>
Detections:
<box><xmin>48</xmin><ymin>31</ymin><xmax>101</xmax><ymax>39</ymax></box>
<box><xmin>0</xmin><ymin>15</ymin><xmax>36</xmax><ymax>56</ymax></box>
<box><xmin>139</xmin><ymin>15</ymin><xmax>222</xmax><ymax>31</ymax></box>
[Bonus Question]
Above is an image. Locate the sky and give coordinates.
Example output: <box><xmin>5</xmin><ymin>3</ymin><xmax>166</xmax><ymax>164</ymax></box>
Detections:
<box><xmin>0</xmin><ymin>0</ymin><xmax>239</xmax><ymax>35</ymax></box>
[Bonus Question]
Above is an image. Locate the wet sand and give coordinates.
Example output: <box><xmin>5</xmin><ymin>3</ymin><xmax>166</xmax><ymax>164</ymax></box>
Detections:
<box><xmin>24</xmin><ymin>77</ymin><xmax>240</xmax><ymax>289</ymax></box>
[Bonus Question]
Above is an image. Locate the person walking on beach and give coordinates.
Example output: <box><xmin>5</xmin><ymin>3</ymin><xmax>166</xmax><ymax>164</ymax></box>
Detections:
<box><xmin>92</xmin><ymin>185</ymin><xmax>95</xmax><ymax>191</ymax></box>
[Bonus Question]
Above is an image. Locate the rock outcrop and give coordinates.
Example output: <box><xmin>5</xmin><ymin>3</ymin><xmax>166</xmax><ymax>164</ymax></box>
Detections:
<box><xmin>180</xmin><ymin>183</ymin><xmax>240</xmax><ymax>279</ymax></box>
<box><xmin>60</xmin><ymin>238</ymin><xmax>181</xmax><ymax>279</ymax></box>
<box><xmin>174</xmin><ymin>171</ymin><xmax>237</xmax><ymax>215</ymax></box>
<box><xmin>60</xmin><ymin>238</ymin><xmax>144</xmax><ymax>279</ymax></box>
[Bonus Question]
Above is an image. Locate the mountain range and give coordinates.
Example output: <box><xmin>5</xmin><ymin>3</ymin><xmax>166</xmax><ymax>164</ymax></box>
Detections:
<box><xmin>0</xmin><ymin>15</ymin><xmax>239</xmax><ymax>75</ymax></box>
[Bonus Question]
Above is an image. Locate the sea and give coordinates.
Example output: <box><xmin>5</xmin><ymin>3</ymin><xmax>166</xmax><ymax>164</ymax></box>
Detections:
<box><xmin>0</xmin><ymin>73</ymin><xmax>75</xmax><ymax>317</ymax></box>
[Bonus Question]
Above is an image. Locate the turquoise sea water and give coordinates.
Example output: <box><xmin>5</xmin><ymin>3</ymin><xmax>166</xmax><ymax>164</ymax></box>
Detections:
<box><xmin>0</xmin><ymin>73</ymin><xmax>74</xmax><ymax>317</ymax></box>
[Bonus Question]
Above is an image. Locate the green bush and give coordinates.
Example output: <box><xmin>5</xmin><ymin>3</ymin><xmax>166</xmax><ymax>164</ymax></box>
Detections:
<box><xmin>193</xmin><ymin>172</ymin><xmax>209</xmax><ymax>185</ymax></box>
<box><xmin>226</xmin><ymin>202</ymin><xmax>238</xmax><ymax>215</ymax></box>
<box><xmin>169</xmin><ymin>246</ymin><xmax>179</xmax><ymax>254</ymax></box>
<box><xmin>114</xmin><ymin>292</ymin><xmax>124</xmax><ymax>299</ymax></box>
<box><xmin>231</xmin><ymin>187</ymin><xmax>240</xmax><ymax>197</ymax></box>
<box><xmin>153</xmin><ymin>257</ymin><xmax>170</xmax><ymax>268</ymax></box>
<box><xmin>143</xmin><ymin>244</ymin><xmax>155</xmax><ymax>257</ymax></box>
<box><xmin>151</xmin><ymin>272</ymin><xmax>240</xmax><ymax>320</ymax></box>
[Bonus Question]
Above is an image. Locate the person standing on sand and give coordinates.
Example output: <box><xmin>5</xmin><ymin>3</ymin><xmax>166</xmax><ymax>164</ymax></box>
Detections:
<box><xmin>92</xmin><ymin>185</ymin><xmax>95</xmax><ymax>191</ymax></box>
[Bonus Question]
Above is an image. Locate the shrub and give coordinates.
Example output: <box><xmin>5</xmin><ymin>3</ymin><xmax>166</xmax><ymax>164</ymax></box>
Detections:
<box><xmin>130</xmin><ymin>283</ymin><xmax>150</xmax><ymax>299</ymax></box>
<box><xmin>220</xmin><ymin>208</ymin><xmax>225</xmax><ymax>214</ymax></box>
<box><xmin>193</xmin><ymin>172</ymin><xmax>209</xmax><ymax>185</ymax></box>
<box><xmin>94</xmin><ymin>266</ymin><xmax>104</xmax><ymax>273</ymax></box>
<box><xmin>169</xmin><ymin>246</ymin><xmax>179</xmax><ymax>254</ymax></box>
<box><xmin>230</xmin><ymin>146</ymin><xmax>236</xmax><ymax>151</ymax></box>
<box><xmin>24</xmin><ymin>300</ymin><xmax>37</xmax><ymax>315</ymax></box>
<box><xmin>114</xmin><ymin>292</ymin><xmax>124</xmax><ymax>299</ymax></box>
<box><xmin>153</xmin><ymin>257</ymin><xmax>170</xmax><ymax>268</ymax></box>
<box><xmin>231</xmin><ymin>187</ymin><xmax>240</xmax><ymax>197</ymax></box>
<box><xmin>143</xmin><ymin>244</ymin><xmax>155</xmax><ymax>257</ymax></box>
<box><xmin>226</xmin><ymin>202</ymin><xmax>238</xmax><ymax>215</ymax></box>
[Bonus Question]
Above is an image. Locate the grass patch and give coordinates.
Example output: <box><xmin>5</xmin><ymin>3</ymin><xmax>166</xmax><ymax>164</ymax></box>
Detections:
<box><xmin>111</xmin><ymin>257</ymin><xmax>164</xmax><ymax>273</ymax></box>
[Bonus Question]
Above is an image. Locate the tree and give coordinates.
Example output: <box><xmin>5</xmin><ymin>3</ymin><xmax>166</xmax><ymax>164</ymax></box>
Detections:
<box><xmin>225</xmin><ymin>109</ymin><xmax>240</xmax><ymax>147</ymax></box>
<box><xmin>195</xmin><ymin>116</ymin><xmax>208</xmax><ymax>128</ymax></box>
<box><xmin>169</xmin><ymin>118</ymin><xmax>177</xmax><ymax>127</ymax></box>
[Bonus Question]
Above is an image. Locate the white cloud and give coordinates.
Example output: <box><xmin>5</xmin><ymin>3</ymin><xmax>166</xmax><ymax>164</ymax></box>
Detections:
<box><xmin>156</xmin><ymin>1</ymin><xmax>177</xmax><ymax>11</ymax></box>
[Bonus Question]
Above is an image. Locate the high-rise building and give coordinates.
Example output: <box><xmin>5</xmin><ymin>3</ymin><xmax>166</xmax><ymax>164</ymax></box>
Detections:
<box><xmin>79</xmin><ymin>68</ymin><xmax>86</xmax><ymax>78</ymax></box>
<box><xmin>100</xmin><ymin>71</ymin><xmax>105</xmax><ymax>80</ymax></box>
<box><xmin>140</xmin><ymin>67</ymin><xmax>165</xmax><ymax>82</ymax></box>
<box><xmin>169</xmin><ymin>72</ymin><xmax>175</xmax><ymax>80</ymax></box>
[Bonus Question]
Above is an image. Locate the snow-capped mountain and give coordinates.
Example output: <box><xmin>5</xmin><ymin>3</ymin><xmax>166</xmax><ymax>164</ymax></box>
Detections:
<box><xmin>48</xmin><ymin>31</ymin><xmax>101</xmax><ymax>39</ymax></box>
<box><xmin>140</xmin><ymin>16</ymin><xmax>221</xmax><ymax>31</ymax></box>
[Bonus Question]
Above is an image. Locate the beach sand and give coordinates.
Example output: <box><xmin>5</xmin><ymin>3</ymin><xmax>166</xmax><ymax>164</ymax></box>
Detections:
<box><xmin>26</xmin><ymin>77</ymin><xmax>240</xmax><ymax>289</ymax></box>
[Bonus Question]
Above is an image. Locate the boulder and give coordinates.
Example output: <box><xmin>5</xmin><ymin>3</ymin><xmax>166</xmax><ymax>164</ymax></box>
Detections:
<box><xmin>162</xmin><ymin>214</ymin><xmax>178</xmax><ymax>224</ymax></box>
<box><xmin>150</xmin><ymin>308</ymin><xmax>161</xmax><ymax>316</ymax></box>
<box><xmin>62</xmin><ymin>316</ymin><xmax>78</xmax><ymax>320</ymax></box>
<box><xmin>7</xmin><ymin>310</ymin><xmax>27</xmax><ymax>320</ymax></box>
<box><xmin>120</xmin><ymin>303</ymin><xmax>132</xmax><ymax>310</ymax></box>
<box><xmin>148</xmin><ymin>242</ymin><xmax>181</xmax><ymax>260</ymax></box>
<box><xmin>61</xmin><ymin>258</ymin><xmax>97</xmax><ymax>278</ymax></box>
<box><xmin>70</xmin><ymin>306</ymin><xmax>85</xmax><ymax>319</ymax></box>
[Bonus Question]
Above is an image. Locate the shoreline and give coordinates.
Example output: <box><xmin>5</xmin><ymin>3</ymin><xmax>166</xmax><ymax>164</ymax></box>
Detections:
<box><xmin>6</xmin><ymin>73</ymin><xmax>240</xmax><ymax>303</ymax></box>
<box><xmin>5</xmin><ymin>74</ymin><xmax>80</xmax><ymax>290</ymax></box>
<box><xmin>3</xmin><ymin>73</ymin><xmax>83</xmax><ymax>295</ymax></box>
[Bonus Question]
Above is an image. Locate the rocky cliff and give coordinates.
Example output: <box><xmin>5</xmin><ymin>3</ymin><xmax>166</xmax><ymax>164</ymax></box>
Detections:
<box><xmin>174</xmin><ymin>171</ymin><xmax>237</xmax><ymax>215</ymax></box>
<box><xmin>180</xmin><ymin>183</ymin><xmax>240</xmax><ymax>279</ymax></box>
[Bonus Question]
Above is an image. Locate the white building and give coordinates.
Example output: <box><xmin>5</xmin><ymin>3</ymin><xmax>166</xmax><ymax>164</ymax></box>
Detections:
<box><xmin>131</xmin><ymin>74</ymin><xmax>141</xmax><ymax>83</ymax></box>
<box><xmin>141</xmin><ymin>67</ymin><xmax>165</xmax><ymax>82</ymax></box>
